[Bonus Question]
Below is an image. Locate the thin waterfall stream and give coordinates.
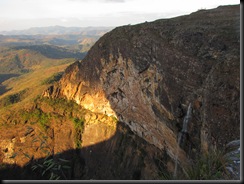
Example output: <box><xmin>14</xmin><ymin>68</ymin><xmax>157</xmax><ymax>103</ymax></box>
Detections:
<box><xmin>173</xmin><ymin>103</ymin><xmax>192</xmax><ymax>179</ymax></box>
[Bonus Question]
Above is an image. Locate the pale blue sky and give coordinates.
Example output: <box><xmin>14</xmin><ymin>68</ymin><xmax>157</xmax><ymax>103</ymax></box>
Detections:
<box><xmin>0</xmin><ymin>0</ymin><xmax>240</xmax><ymax>31</ymax></box>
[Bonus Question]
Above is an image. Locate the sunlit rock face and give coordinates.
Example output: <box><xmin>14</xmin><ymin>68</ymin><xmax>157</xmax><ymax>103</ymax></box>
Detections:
<box><xmin>44</xmin><ymin>5</ymin><xmax>240</xmax><ymax>173</ymax></box>
<box><xmin>82</xmin><ymin>112</ymin><xmax>117</xmax><ymax>147</ymax></box>
<box><xmin>0</xmin><ymin>139</ymin><xmax>16</xmax><ymax>164</ymax></box>
<box><xmin>43</xmin><ymin>61</ymin><xmax>117</xmax><ymax>118</ymax></box>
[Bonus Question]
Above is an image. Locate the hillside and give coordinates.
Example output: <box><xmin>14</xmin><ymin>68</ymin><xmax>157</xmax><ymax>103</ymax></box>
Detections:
<box><xmin>0</xmin><ymin>39</ymin><xmax>90</xmax><ymax>97</ymax></box>
<box><xmin>0</xmin><ymin>47</ymin><xmax>48</xmax><ymax>74</ymax></box>
<box><xmin>12</xmin><ymin>45</ymin><xmax>85</xmax><ymax>59</ymax></box>
<box><xmin>0</xmin><ymin>5</ymin><xmax>240</xmax><ymax>180</ymax></box>
<box><xmin>0</xmin><ymin>43</ymin><xmax>83</xmax><ymax>114</ymax></box>
<box><xmin>0</xmin><ymin>26</ymin><xmax>110</xmax><ymax>113</ymax></box>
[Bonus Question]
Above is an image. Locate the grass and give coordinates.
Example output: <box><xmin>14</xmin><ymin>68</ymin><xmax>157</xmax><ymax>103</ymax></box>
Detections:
<box><xmin>0</xmin><ymin>58</ymin><xmax>74</xmax><ymax>115</ymax></box>
<box><xmin>40</xmin><ymin>97</ymin><xmax>85</xmax><ymax>118</ymax></box>
<box><xmin>20</xmin><ymin>108</ymin><xmax>51</xmax><ymax>131</ymax></box>
<box><xmin>31</xmin><ymin>156</ymin><xmax>72</xmax><ymax>180</ymax></box>
<box><xmin>42</xmin><ymin>72</ymin><xmax>64</xmax><ymax>85</ymax></box>
<box><xmin>185</xmin><ymin>149</ymin><xmax>230</xmax><ymax>180</ymax></box>
<box><xmin>72</xmin><ymin>117</ymin><xmax>85</xmax><ymax>149</ymax></box>
<box><xmin>21</xmin><ymin>128</ymin><xmax>72</xmax><ymax>180</ymax></box>
<box><xmin>72</xmin><ymin>117</ymin><xmax>85</xmax><ymax>130</ymax></box>
<box><xmin>12</xmin><ymin>97</ymin><xmax>87</xmax><ymax>148</ymax></box>
<box><xmin>158</xmin><ymin>148</ymin><xmax>230</xmax><ymax>180</ymax></box>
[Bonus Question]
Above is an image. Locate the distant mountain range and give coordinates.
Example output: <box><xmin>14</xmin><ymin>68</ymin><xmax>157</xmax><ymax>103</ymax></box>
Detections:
<box><xmin>0</xmin><ymin>25</ymin><xmax>113</xmax><ymax>35</ymax></box>
<box><xmin>0</xmin><ymin>26</ymin><xmax>114</xmax><ymax>53</ymax></box>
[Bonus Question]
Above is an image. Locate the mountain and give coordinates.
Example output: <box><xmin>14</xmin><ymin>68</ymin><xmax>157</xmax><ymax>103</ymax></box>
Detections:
<box><xmin>0</xmin><ymin>45</ymin><xmax>76</xmax><ymax>105</ymax></box>
<box><xmin>12</xmin><ymin>45</ymin><xmax>86</xmax><ymax>60</ymax></box>
<box><xmin>0</xmin><ymin>5</ymin><xmax>240</xmax><ymax>180</ymax></box>
<box><xmin>44</xmin><ymin>4</ymin><xmax>240</xmax><ymax>178</ymax></box>
<box><xmin>0</xmin><ymin>44</ymin><xmax>85</xmax><ymax>96</ymax></box>
<box><xmin>0</xmin><ymin>26</ymin><xmax>113</xmax><ymax>36</ymax></box>
<box><xmin>0</xmin><ymin>26</ymin><xmax>110</xmax><ymax>107</ymax></box>
<box><xmin>0</xmin><ymin>27</ymin><xmax>113</xmax><ymax>53</ymax></box>
<box><xmin>0</xmin><ymin>46</ymin><xmax>84</xmax><ymax>74</ymax></box>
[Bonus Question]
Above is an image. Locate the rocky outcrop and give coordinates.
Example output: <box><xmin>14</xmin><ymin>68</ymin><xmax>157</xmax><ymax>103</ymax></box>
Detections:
<box><xmin>224</xmin><ymin>140</ymin><xmax>240</xmax><ymax>180</ymax></box>
<box><xmin>44</xmin><ymin>5</ymin><xmax>240</xmax><ymax>175</ymax></box>
<box><xmin>0</xmin><ymin>98</ymin><xmax>170</xmax><ymax>180</ymax></box>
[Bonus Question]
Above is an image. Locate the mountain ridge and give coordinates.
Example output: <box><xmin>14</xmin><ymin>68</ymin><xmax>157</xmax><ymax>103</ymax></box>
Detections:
<box><xmin>44</xmin><ymin>4</ymin><xmax>240</xmax><ymax>176</ymax></box>
<box><xmin>0</xmin><ymin>26</ymin><xmax>113</xmax><ymax>36</ymax></box>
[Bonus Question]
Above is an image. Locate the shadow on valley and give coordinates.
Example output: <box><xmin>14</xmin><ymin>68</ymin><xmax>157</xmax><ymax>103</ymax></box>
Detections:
<box><xmin>0</xmin><ymin>74</ymin><xmax>19</xmax><ymax>95</ymax></box>
<box><xmin>0</xmin><ymin>122</ymin><xmax>170</xmax><ymax>180</ymax></box>
<box><xmin>13</xmin><ymin>45</ymin><xmax>86</xmax><ymax>60</ymax></box>
<box><xmin>0</xmin><ymin>74</ymin><xmax>20</xmax><ymax>84</ymax></box>
<box><xmin>0</xmin><ymin>85</ymin><xmax>11</xmax><ymax>96</ymax></box>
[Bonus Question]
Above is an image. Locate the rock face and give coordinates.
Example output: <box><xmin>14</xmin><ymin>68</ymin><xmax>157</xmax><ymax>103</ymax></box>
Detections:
<box><xmin>224</xmin><ymin>140</ymin><xmax>240</xmax><ymax>180</ymax></box>
<box><xmin>44</xmin><ymin>5</ymin><xmax>240</xmax><ymax>175</ymax></box>
<box><xmin>0</xmin><ymin>98</ymin><xmax>169</xmax><ymax>180</ymax></box>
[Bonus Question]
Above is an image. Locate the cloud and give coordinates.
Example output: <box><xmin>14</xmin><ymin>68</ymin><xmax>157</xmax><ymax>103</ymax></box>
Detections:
<box><xmin>104</xmin><ymin>0</ymin><xmax>125</xmax><ymax>2</ymax></box>
<box><xmin>68</xmin><ymin>0</ymin><xmax>126</xmax><ymax>2</ymax></box>
<box><xmin>0</xmin><ymin>0</ymin><xmax>240</xmax><ymax>31</ymax></box>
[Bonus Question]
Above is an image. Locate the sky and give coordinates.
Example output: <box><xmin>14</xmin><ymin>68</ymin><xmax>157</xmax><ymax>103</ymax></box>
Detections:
<box><xmin>0</xmin><ymin>0</ymin><xmax>240</xmax><ymax>31</ymax></box>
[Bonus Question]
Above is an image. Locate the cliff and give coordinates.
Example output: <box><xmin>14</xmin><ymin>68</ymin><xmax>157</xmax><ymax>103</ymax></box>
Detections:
<box><xmin>43</xmin><ymin>5</ymin><xmax>240</xmax><ymax>177</ymax></box>
<box><xmin>1</xmin><ymin>97</ymin><xmax>171</xmax><ymax>180</ymax></box>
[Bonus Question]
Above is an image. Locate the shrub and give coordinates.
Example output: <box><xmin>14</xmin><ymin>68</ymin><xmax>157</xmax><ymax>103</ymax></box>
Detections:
<box><xmin>20</xmin><ymin>108</ymin><xmax>50</xmax><ymax>131</ymax></box>
<box><xmin>41</xmin><ymin>97</ymin><xmax>83</xmax><ymax>116</ymax></box>
<box><xmin>72</xmin><ymin>117</ymin><xmax>85</xmax><ymax>130</ymax></box>
<box><xmin>0</xmin><ymin>89</ymin><xmax>27</xmax><ymax>107</ymax></box>
<box><xmin>21</xmin><ymin>130</ymin><xmax>72</xmax><ymax>180</ymax></box>
<box><xmin>31</xmin><ymin>156</ymin><xmax>71</xmax><ymax>180</ymax></box>
<box><xmin>185</xmin><ymin>149</ymin><xmax>230</xmax><ymax>180</ymax></box>
<box><xmin>42</xmin><ymin>72</ymin><xmax>63</xmax><ymax>85</ymax></box>
<box><xmin>72</xmin><ymin>117</ymin><xmax>85</xmax><ymax>149</ymax></box>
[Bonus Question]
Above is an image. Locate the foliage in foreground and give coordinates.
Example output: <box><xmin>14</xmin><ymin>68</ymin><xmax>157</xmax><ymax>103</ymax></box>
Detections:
<box><xmin>160</xmin><ymin>149</ymin><xmax>231</xmax><ymax>180</ymax></box>
<box><xmin>185</xmin><ymin>149</ymin><xmax>230</xmax><ymax>180</ymax></box>
<box><xmin>24</xmin><ymin>129</ymin><xmax>72</xmax><ymax>180</ymax></box>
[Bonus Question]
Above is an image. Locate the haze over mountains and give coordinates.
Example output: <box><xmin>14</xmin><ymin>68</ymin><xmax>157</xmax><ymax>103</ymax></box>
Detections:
<box><xmin>0</xmin><ymin>26</ymin><xmax>113</xmax><ymax>56</ymax></box>
<box><xmin>0</xmin><ymin>26</ymin><xmax>113</xmax><ymax>36</ymax></box>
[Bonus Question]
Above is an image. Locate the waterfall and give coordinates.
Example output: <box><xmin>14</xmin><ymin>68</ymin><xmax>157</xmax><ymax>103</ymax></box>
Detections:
<box><xmin>182</xmin><ymin>103</ymin><xmax>192</xmax><ymax>133</ymax></box>
<box><xmin>173</xmin><ymin>103</ymin><xmax>192</xmax><ymax>179</ymax></box>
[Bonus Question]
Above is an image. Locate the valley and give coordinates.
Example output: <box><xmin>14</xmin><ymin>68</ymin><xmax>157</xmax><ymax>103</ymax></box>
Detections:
<box><xmin>0</xmin><ymin>26</ymin><xmax>112</xmax><ymax>111</ymax></box>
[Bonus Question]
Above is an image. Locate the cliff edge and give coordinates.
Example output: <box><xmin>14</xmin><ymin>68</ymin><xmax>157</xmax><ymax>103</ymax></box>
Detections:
<box><xmin>44</xmin><ymin>5</ymin><xmax>240</xmax><ymax>174</ymax></box>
